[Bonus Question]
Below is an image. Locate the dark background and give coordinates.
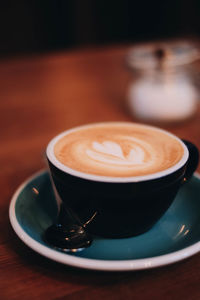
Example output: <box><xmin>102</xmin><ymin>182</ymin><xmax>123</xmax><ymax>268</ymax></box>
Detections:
<box><xmin>1</xmin><ymin>0</ymin><xmax>200</xmax><ymax>57</ymax></box>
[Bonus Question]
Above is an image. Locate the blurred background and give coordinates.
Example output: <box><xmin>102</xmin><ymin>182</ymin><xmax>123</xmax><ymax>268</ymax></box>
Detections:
<box><xmin>1</xmin><ymin>0</ymin><xmax>200</xmax><ymax>57</ymax></box>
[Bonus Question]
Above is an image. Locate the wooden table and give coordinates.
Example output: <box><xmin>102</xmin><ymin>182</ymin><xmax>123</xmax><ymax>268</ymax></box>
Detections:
<box><xmin>1</xmin><ymin>45</ymin><xmax>200</xmax><ymax>300</ymax></box>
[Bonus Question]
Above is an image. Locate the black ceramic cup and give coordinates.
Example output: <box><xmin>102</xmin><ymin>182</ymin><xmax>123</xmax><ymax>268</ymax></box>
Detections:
<box><xmin>46</xmin><ymin>124</ymin><xmax>199</xmax><ymax>238</ymax></box>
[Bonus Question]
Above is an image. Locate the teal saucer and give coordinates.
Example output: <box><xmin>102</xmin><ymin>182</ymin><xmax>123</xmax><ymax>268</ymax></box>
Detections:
<box><xmin>9</xmin><ymin>170</ymin><xmax>200</xmax><ymax>271</ymax></box>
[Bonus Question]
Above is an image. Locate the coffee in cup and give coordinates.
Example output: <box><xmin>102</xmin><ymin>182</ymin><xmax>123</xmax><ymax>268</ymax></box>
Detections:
<box><xmin>53</xmin><ymin>122</ymin><xmax>185</xmax><ymax>179</ymax></box>
<box><xmin>46</xmin><ymin>122</ymin><xmax>199</xmax><ymax>238</ymax></box>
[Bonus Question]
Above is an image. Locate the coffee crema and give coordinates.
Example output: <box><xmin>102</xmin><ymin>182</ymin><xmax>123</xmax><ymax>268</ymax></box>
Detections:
<box><xmin>54</xmin><ymin>123</ymin><xmax>184</xmax><ymax>178</ymax></box>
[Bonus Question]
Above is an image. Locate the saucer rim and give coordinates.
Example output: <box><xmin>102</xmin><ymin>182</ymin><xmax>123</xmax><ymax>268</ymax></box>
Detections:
<box><xmin>9</xmin><ymin>169</ymin><xmax>200</xmax><ymax>272</ymax></box>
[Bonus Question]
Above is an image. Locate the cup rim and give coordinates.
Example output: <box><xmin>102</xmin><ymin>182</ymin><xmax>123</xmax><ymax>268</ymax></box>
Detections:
<box><xmin>46</xmin><ymin>122</ymin><xmax>189</xmax><ymax>183</ymax></box>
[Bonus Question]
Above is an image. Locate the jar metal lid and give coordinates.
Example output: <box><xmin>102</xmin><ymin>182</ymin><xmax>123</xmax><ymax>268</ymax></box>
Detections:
<box><xmin>126</xmin><ymin>40</ymin><xmax>200</xmax><ymax>70</ymax></box>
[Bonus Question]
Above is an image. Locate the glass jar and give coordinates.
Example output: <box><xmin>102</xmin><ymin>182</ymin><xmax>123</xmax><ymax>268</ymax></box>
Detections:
<box><xmin>126</xmin><ymin>41</ymin><xmax>200</xmax><ymax>123</ymax></box>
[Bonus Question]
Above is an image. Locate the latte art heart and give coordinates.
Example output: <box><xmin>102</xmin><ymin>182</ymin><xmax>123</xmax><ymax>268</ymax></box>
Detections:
<box><xmin>54</xmin><ymin>123</ymin><xmax>184</xmax><ymax>177</ymax></box>
<box><xmin>86</xmin><ymin>139</ymin><xmax>151</xmax><ymax>166</ymax></box>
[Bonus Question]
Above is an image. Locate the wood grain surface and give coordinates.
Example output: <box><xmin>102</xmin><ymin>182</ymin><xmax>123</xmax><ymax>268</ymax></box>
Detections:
<box><xmin>1</xmin><ymin>45</ymin><xmax>200</xmax><ymax>300</ymax></box>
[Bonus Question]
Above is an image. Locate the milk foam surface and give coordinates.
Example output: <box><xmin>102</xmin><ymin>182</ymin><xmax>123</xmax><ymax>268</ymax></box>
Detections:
<box><xmin>54</xmin><ymin>123</ymin><xmax>184</xmax><ymax>177</ymax></box>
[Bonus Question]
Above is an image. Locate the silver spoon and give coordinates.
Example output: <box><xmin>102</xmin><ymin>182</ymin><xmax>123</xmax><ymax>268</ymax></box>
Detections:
<box><xmin>44</xmin><ymin>204</ymin><xmax>93</xmax><ymax>252</ymax></box>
